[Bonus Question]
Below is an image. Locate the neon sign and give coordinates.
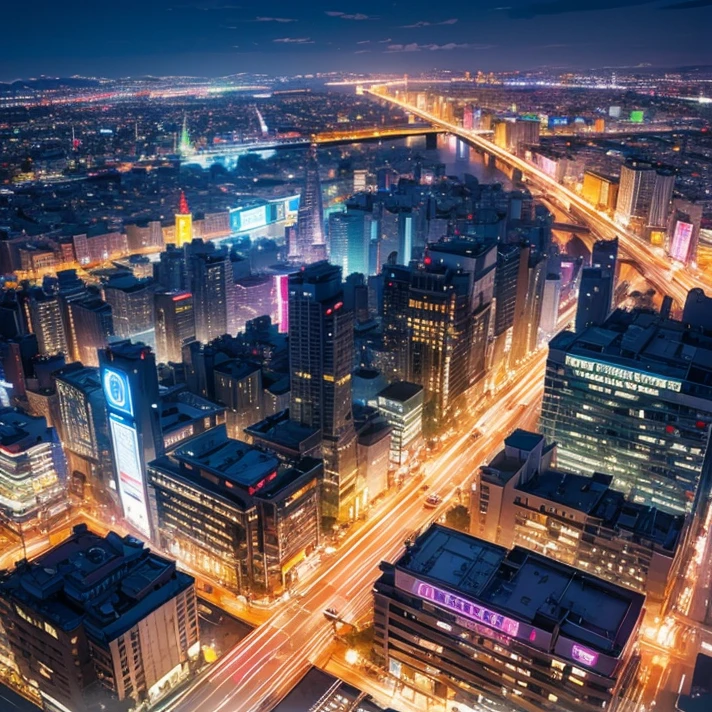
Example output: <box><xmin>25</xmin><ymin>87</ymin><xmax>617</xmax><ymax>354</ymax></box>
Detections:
<box><xmin>102</xmin><ymin>368</ymin><xmax>134</xmax><ymax>417</ymax></box>
<box><xmin>571</xmin><ymin>643</ymin><xmax>599</xmax><ymax>667</ymax></box>
<box><xmin>414</xmin><ymin>580</ymin><xmax>520</xmax><ymax>637</ymax></box>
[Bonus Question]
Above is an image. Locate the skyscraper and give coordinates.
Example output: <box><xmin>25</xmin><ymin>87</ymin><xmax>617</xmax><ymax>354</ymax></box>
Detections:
<box><xmin>328</xmin><ymin>210</ymin><xmax>371</xmax><ymax>277</ymax></box>
<box><xmin>103</xmin><ymin>275</ymin><xmax>155</xmax><ymax>341</ymax></box>
<box><xmin>27</xmin><ymin>287</ymin><xmax>69</xmax><ymax>357</ymax></box>
<box><xmin>157</xmin><ymin>243</ymin><xmax>188</xmax><ymax>291</ymax></box>
<box><xmin>540</xmin><ymin>299</ymin><xmax>712</xmax><ymax>514</ymax></box>
<box><xmin>154</xmin><ymin>290</ymin><xmax>195</xmax><ymax>364</ymax></box>
<box><xmin>381</xmin><ymin>264</ymin><xmax>411</xmax><ymax>381</ymax></box>
<box><xmin>174</xmin><ymin>190</ymin><xmax>193</xmax><ymax>247</ymax></box>
<box><xmin>188</xmin><ymin>240</ymin><xmax>236</xmax><ymax>343</ymax></box>
<box><xmin>68</xmin><ymin>297</ymin><xmax>114</xmax><ymax>367</ymax></box>
<box><xmin>295</xmin><ymin>147</ymin><xmax>327</xmax><ymax>264</ymax></box>
<box><xmin>100</xmin><ymin>341</ymin><xmax>164</xmax><ymax>538</ymax></box>
<box><xmin>576</xmin><ymin>238</ymin><xmax>619</xmax><ymax>332</ymax></box>
<box><xmin>288</xmin><ymin>262</ymin><xmax>361</xmax><ymax>522</ymax></box>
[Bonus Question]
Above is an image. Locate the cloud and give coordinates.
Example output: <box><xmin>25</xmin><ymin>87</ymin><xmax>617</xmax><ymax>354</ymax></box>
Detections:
<box><xmin>386</xmin><ymin>42</ymin><xmax>491</xmax><ymax>52</ymax></box>
<box><xmin>662</xmin><ymin>0</ymin><xmax>712</xmax><ymax>7</ymax></box>
<box><xmin>378</xmin><ymin>37</ymin><xmax>393</xmax><ymax>42</ymax></box>
<box><xmin>273</xmin><ymin>37</ymin><xmax>314</xmax><ymax>44</ymax></box>
<box><xmin>354</xmin><ymin>49</ymin><xmax>371</xmax><ymax>54</ymax></box>
<box><xmin>401</xmin><ymin>18</ymin><xmax>459</xmax><ymax>27</ymax></box>
<box><xmin>356</xmin><ymin>40</ymin><xmax>371</xmax><ymax>44</ymax></box>
<box><xmin>255</xmin><ymin>16</ymin><xmax>297</xmax><ymax>23</ymax></box>
<box><xmin>325</xmin><ymin>11</ymin><xmax>378</xmax><ymax>20</ymax></box>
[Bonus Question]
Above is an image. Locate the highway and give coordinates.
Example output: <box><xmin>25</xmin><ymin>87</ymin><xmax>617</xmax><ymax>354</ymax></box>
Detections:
<box><xmin>154</xmin><ymin>350</ymin><xmax>548</xmax><ymax>712</ymax></box>
<box><xmin>365</xmin><ymin>86</ymin><xmax>709</xmax><ymax>308</ymax></box>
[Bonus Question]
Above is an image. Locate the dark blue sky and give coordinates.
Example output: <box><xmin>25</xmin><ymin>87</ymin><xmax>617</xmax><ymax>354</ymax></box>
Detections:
<box><xmin>3</xmin><ymin>0</ymin><xmax>712</xmax><ymax>79</ymax></box>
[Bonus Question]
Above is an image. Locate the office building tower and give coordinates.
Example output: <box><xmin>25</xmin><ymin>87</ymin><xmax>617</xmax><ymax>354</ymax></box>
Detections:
<box><xmin>295</xmin><ymin>147</ymin><xmax>327</xmax><ymax>263</ymax></box>
<box><xmin>381</xmin><ymin>264</ymin><xmax>411</xmax><ymax>381</ymax></box>
<box><xmin>374</xmin><ymin>523</ymin><xmax>644</xmax><ymax>712</ymax></box>
<box><xmin>154</xmin><ymin>290</ymin><xmax>195</xmax><ymax>364</ymax></box>
<box><xmin>288</xmin><ymin>262</ymin><xmax>361</xmax><ymax>522</ymax></box>
<box><xmin>0</xmin><ymin>407</ymin><xmax>67</xmax><ymax>530</ymax></box>
<box><xmin>510</xmin><ymin>247</ymin><xmax>547</xmax><ymax>365</ymax></box>
<box><xmin>213</xmin><ymin>360</ymin><xmax>264</xmax><ymax>438</ymax></box>
<box><xmin>592</xmin><ymin>237</ymin><xmax>619</xmax><ymax>277</ymax></box>
<box><xmin>148</xmin><ymin>425</ymin><xmax>321</xmax><ymax>595</ymax></box>
<box><xmin>540</xmin><ymin>272</ymin><xmax>562</xmax><ymax>337</ymax></box>
<box><xmin>615</xmin><ymin>160</ymin><xmax>675</xmax><ymax>237</ymax></box>
<box><xmin>174</xmin><ymin>190</ymin><xmax>193</xmax><ymax>247</ymax></box>
<box><xmin>0</xmin><ymin>524</ymin><xmax>199</xmax><ymax>712</ymax></box>
<box><xmin>377</xmin><ymin>382</ymin><xmax>424</xmax><ymax>467</ymax></box>
<box><xmin>540</xmin><ymin>301</ymin><xmax>712</xmax><ymax>513</ymax></box>
<box><xmin>100</xmin><ymin>341</ymin><xmax>164</xmax><ymax>538</ymax></box>
<box><xmin>234</xmin><ymin>275</ymin><xmax>273</xmax><ymax>332</ymax></box>
<box><xmin>0</xmin><ymin>335</ymin><xmax>37</xmax><ymax>402</ymax></box>
<box><xmin>54</xmin><ymin>364</ymin><xmax>115</xmax><ymax>504</ymax></box>
<box><xmin>104</xmin><ymin>276</ymin><xmax>155</xmax><ymax>341</ymax></box>
<box><xmin>188</xmin><ymin>240</ymin><xmax>236</xmax><ymax>343</ymax></box>
<box><xmin>67</xmin><ymin>297</ymin><xmax>114</xmax><ymax>368</ymax></box>
<box><xmin>471</xmin><ymin>430</ymin><xmax>684</xmax><ymax>605</ymax></box>
<box><xmin>493</xmin><ymin>243</ymin><xmax>521</xmax><ymax>336</ymax></box>
<box><xmin>576</xmin><ymin>268</ymin><xmax>613</xmax><ymax>333</ymax></box>
<box><xmin>0</xmin><ymin>290</ymin><xmax>27</xmax><ymax>338</ymax></box>
<box><xmin>27</xmin><ymin>288</ymin><xmax>69</xmax><ymax>357</ymax></box>
<box><xmin>683</xmin><ymin>288</ymin><xmax>712</xmax><ymax>332</ymax></box>
<box><xmin>328</xmin><ymin>210</ymin><xmax>371</xmax><ymax>277</ymax></box>
<box><xmin>157</xmin><ymin>244</ymin><xmax>188</xmax><ymax>291</ymax></box>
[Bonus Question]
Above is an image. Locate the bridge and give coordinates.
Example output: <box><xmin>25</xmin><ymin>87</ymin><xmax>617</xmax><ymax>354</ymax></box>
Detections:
<box><xmin>364</xmin><ymin>86</ymin><xmax>708</xmax><ymax>307</ymax></box>
<box><xmin>552</xmin><ymin>222</ymin><xmax>590</xmax><ymax>235</ymax></box>
<box><xmin>182</xmin><ymin>125</ymin><xmax>456</xmax><ymax>168</ymax></box>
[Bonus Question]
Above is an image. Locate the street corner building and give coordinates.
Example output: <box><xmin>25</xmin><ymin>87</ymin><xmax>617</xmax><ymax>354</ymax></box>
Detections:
<box><xmin>0</xmin><ymin>524</ymin><xmax>199</xmax><ymax>712</ymax></box>
<box><xmin>373</xmin><ymin>523</ymin><xmax>644</xmax><ymax>712</ymax></box>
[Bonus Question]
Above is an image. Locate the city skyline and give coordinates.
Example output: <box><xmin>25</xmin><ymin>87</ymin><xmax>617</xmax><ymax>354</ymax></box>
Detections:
<box><xmin>3</xmin><ymin>0</ymin><xmax>712</xmax><ymax>79</ymax></box>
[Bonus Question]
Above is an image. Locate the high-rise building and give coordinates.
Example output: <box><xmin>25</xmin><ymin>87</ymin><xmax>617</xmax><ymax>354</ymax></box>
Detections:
<box><xmin>493</xmin><ymin>243</ymin><xmax>521</xmax><ymax>337</ymax></box>
<box><xmin>373</xmin><ymin>523</ymin><xmax>644</xmax><ymax>712</ymax></box>
<box><xmin>295</xmin><ymin>147</ymin><xmax>327</xmax><ymax>264</ymax></box>
<box><xmin>615</xmin><ymin>159</ymin><xmax>675</xmax><ymax>238</ymax></box>
<box><xmin>174</xmin><ymin>190</ymin><xmax>193</xmax><ymax>247</ymax></box>
<box><xmin>581</xmin><ymin>171</ymin><xmax>619</xmax><ymax>212</ymax></box>
<box><xmin>0</xmin><ymin>407</ymin><xmax>67</xmax><ymax>530</ymax></box>
<box><xmin>381</xmin><ymin>264</ymin><xmax>411</xmax><ymax>381</ymax></box>
<box><xmin>288</xmin><ymin>262</ymin><xmax>361</xmax><ymax>522</ymax></box>
<box><xmin>100</xmin><ymin>341</ymin><xmax>164</xmax><ymax>538</ymax></box>
<box><xmin>54</xmin><ymin>364</ymin><xmax>115</xmax><ymax>505</ymax></box>
<box><xmin>27</xmin><ymin>288</ymin><xmax>69</xmax><ymax>357</ymax></box>
<box><xmin>540</xmin><ymin>300</ymin><xmax>712</xmax><ymax>513</ymax></box>
<box><xmin>148</xmin><ymin>425</ymin><xmax>321</xmax><ymax>595</ymax></box>
<box><xmin>103</xmin><ymin>276</ymin><xmax>155</xmax><ymax>341</ymax></box>
<box><xmin>328</xmin><ymin>210</ymin><xmax>371</xmax><ymax>277</ymax></box>
<box><xmin>154</xmin><ymin>290</ymin><xmax>195</xmax><ymax>364</ymax></box>
<box><xmin>0</xmin><ymin>524</ymin><xmax>199</xmax><ymax>712</ymax></box>
<box><xmin>377</xmin><ymin>382</ymin><xmax>424</xmax><ymax>466</ymax></box>
<box><xmin>188</xmin><ymin>240</ymin><xmax>236</xmax><ymax>343</ymax></box>
<box><xmin>157</xmin><ymin>244</ymin><xmax>188</xmax><ymax>291</ymax></box>
<box><xmin>397</xmin><ymin>210</ymin><xmax>414</xmax><ymax>264</ymax></box>
<box><xmin>667</xmin><ymin>199</ymin><xmax>703</xmax><ymax>266</ymax></box>
<box><xmin>510</xmin><ymin>246</ymin><xmax>547</xmax><ymax>365</ymax></box>
<box><xmin>471</xmin><ymin>430</ymin><xmax>684</xmax><ymax>605</ymax></box>
<box><xmin>213</xmin><ymin>360</ymin><xmax>264</xmax><ymax>438</ymax></box>
<box><xmin>67</xmin><ymin>297</ymin><xmax>114</xmax><ymax>368</ymax></box>
<box><xmin>576</xmin><ymin>267</ymin><xmax>613</xmax><ymax>333</ymax></box>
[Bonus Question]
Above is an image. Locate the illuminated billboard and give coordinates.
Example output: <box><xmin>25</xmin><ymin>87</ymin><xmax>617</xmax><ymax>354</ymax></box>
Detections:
<box><xmin>630</xmin><ymin>110</ymin><xmax>644</xmax><ymax>123</ymax></box>
<box><xmin>109</xmin><ymin>414</ymin><xmax>151</xmax><ymax>537</ymax></box>
<box><xmin>670</xmin><ymin>220</ymin><xmax>693</xmax><ymax>263</ymax></box>
<box><xmin>571</xmin><ymin>643</ymin><xmax>599</xmax><ymax>667</ymax></box>
<box><xmin>548</xmin><ymin>116</ymin><xmax>569</xmax><ymax>128</ymax></box>
<box><xmin>238</xmin><ymin>206</ymin><xmax>267</xmax><ymax>231</ymax></box>
<box><xmin>103</xmin><ymin>367</ymin><xmax>134</xmax><ymax>418</ymax></box>
<box><xmin>412</xmin><ymin>579</ymin><xmax>520</xmax><ymax>637</ymax></box>
<box><xmin>274</xmin><ymin>274</ymin><xmax>289</xmax><ymax>333</ymax></box>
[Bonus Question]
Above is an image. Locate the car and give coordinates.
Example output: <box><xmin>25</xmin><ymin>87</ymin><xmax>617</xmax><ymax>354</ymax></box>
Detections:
<box><xmin>471</xmin><ymin>429</ymin><xmax>482</xmax><ymax>440</ymax></box>
<box><xmin>420</xmin><ymin>483</ymin><xmax>430</xmax><ymax>491</ymax></box>
<box><xmin>324</xmin><ymin>607</ymin><xmax>339</xmax><ymax>620</ymax></box>
<box><xmin>424</xmin><ymin>494</ymin><xmax>442</xmax><ymax>508</ymax></box>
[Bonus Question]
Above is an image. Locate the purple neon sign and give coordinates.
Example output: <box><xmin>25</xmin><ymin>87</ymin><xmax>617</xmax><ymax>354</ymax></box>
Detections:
<box><xmin>571</xmin><ymin>643</ymin><xmax>599</xmax><ymax>667</ymax></box>
<box><xmin>414</xmin><ymin>581</ymin><xmax>520</xmax><ymax>637</ymax></box>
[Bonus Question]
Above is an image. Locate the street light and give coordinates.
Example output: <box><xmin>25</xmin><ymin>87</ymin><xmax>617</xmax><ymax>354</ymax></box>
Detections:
<box><xmin>345</xmin><ymin>649</ymin><xmax>359</xmax><ymax>666</ymax></box>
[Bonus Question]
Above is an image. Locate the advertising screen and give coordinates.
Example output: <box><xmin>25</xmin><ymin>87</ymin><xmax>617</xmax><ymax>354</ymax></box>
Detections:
<box><xmin>237</xmin><ymin>206</ymin><xmax>267</xmax><ymax>231</ymax></box>
<box><xmin>102</xmin><ymin>367</ymin><xmax>134</xmax><ymax>418</ymax></box>
<box><xmin>288</xmin><ymin>196</ymin><xmax>301</xmax><ymax>213</ymax></box>
<box><xmin>274</xmin><ymin>274</ymin><xmax>289</xmax><ymax>333</ymax></box>
<box><xmin>670</xmin><ymin>221</ymin><xmax>693</xmax><ymax>263</ymax></box>
<box><xmin>109</xmin><ymin>414</ymin><xmax>151</xmax><ymax>537</ymax></box>
<box><xmin>548</xmin><ymin>116</ymin><xmax>569</xmax><ymax>128</ymax></box>
<box><xmin>630</xmin><ymin>110</ymin><xmax>644</xmax><ymax>123</ymax></box>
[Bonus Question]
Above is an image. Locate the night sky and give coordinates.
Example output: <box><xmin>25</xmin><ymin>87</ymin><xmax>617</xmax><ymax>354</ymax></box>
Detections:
<box><xmin>3</xmin><ymin>0</ymin><xmax>712</xmax><ymax>80</ymax></box>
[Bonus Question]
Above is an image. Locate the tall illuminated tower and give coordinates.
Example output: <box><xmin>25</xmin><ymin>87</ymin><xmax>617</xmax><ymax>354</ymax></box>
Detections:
<box><xmin>175</xmin><ymin>190</ymin><xmax>193</xmax><ymax>247</ymax></box>
<box><xmin>179</xmin><ymin>113</ymin><xmax>191</xmax><ymax>156</ymax></box>
<box><xmin>295</xmin><ymin>146</ymin><xmax>327</xmax><ymax>264</ymax></box>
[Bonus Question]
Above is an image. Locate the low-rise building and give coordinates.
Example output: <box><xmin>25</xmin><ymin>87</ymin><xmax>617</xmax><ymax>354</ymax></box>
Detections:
<box><xmin>374</xmin><ymin>523</ymin><xmax>644</xmax><ymax>712</ymax></box>
<box><xmin>0</xmin><ymin>524</ymin><xmax>199</xmax><ymax>712</ymax></box>
<box><xmin>471</xmin><ymin>430</ymin><xmax>684</xmax><ymax>604</ymax></box>
<box><xmin>148</xmin><ymin>424</ymin><xmax>321</xmax><ymax>596</ymax></box>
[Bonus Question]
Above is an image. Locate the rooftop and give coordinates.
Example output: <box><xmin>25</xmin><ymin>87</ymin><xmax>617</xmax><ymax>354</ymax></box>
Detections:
<box><xmin>0</xmin><ymin>524</ymin><xmax>193</xmax><ymax>642</ymax></box>
<box><xmin>396</xmin><ymin>524</ymin><xmax>644</xmax><ymax>657</ymax></box>
<box><xmin>0</xmin><ymin>408</ymin><xmax>55</xmax><ymax>453</ymax></box>
<box><xmin>377</xmin><ymin>381</ymin><xmax>424</xmax><ymax>403</ymax></box>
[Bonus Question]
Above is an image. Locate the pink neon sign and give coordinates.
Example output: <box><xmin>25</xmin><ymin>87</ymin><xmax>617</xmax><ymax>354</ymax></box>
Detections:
<box><xmin>571</xmin><ymin>643</ymin><xmax>599</xmax><ymax>667</ymax></box>
<box><xmin>414</xmin><ymin>581</ymin><xmax>520</xmax><ymax>637</ymax></box>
